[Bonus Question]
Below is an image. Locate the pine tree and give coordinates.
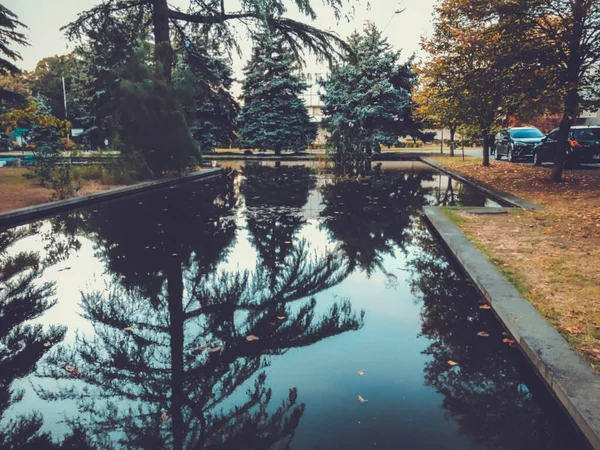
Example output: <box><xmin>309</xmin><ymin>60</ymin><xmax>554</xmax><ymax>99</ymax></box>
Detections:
<box><xmin>0</xmin><ymin>5</ymin><xmax>29</xmax><ymax>103</ymax></box>
<box><xmin>174</xmin><ymin>42</ymin><xmax>239</xmax><ymax>152</ymax></box>
<box><xmin>237</xmin><ymin>32</ymin><xmax>316</xmax><ymax>155</ymax></box>
<box><xmin>319</xmin><ymin>23</ymin><xmax>414</xmax><ymax>173</ymax></box>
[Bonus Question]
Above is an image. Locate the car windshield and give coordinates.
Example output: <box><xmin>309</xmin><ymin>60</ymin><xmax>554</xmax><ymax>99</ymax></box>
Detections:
<box><xmin>510</xmin><ymin>129</ymin><xmax>544</xmax><ymax>139</ymax></box>
<box><xmin>576</xmin><ymin>128</ymin><xmax>600</xmax><ymax>140</ymax></box>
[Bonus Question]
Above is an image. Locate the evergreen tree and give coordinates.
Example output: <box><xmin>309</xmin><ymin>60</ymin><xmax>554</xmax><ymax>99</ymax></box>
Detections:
<box><xmin>237</xmin><ymin>32</ymin><xmax>317</xmax><ymax>155</ymax></box>
<box><xmin>0</xmin><ymin>5</ymin><xmax>28</xmax><ymax>103</ymax></box>
<box><xmin>115</xmin><ymin>44</ymin><xmax>199</xmax><ymax>174</ymax></box>
<box><xmin>319</xmin><ymin>23</ymin><xmax>414</xmax><ymax>173</ymax></box>
<box><xmin>174</xmin><ymin>41</ymin><xmax>239</xmax><ymax>152</ymax></box>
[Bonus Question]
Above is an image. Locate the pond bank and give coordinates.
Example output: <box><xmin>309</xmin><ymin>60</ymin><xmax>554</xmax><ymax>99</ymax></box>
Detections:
<box><xmin>0</xmin><ymin>168</ymin><xmax>222</xmax><ymax>228</ymax></box>
<box><xmin>424</xmin><ymin>205</ymin><xmax>600</xmax><ymax>450</ymax></box>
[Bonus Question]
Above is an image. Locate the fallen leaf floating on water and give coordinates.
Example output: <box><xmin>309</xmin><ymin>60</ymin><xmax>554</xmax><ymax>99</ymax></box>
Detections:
<box><xmin>277</xmin><ymin>316</ymin><xmax>286</xmax><ymax>320</ymax></box>
<box><xmin>447</xmin><ymin>360</ymin><xmax>458</xmax><ymax>366</ymax></box>
<box><xmin>43</xmin><ymin>342</ymin><xmax>52</xmax><ymax>348</ymax></box>
<box><xmin>191</xmin><ymin>344</ymin><xmax>208</xmax><ymax>355</ymax></box>
<box><xmin>477</xmin><ymin>331</ymin><xmax>490</xmax><ymax>337</ymax></box>
<box><xmin>358</xmin><ymin>395</ymin><xmax>368</xmax><ymax>403</ymax></box>
<box><xmin>357</xmin><ymin>370</ymin><xmax>365</xmax><ymax>376</ymax></box>
<box><xmin>479</xmin><ymin>304</ymin><xmax>491</xmax><ymax>310</ymax></box>
<box><xmin>123</xmin><ymin>327</ymin><xmax>134</xmax><ymax>332</ymax></box>
<box><xmin>64</xmin><ymin>365</ymin><xmax>80</xmax><ymax>377</ymax></box>
<box><xmin>161</xmin><ymin>411</ymin><xmax>169</xmax><ymax>422</ymax></box>
<box><xmin>502</xmin><ymin>338</ymin><xmax>518</xmax><ymax>347</ymax></box>
<box><xmin>246</xmin><ymin>335</ymin><xmax>260</xmax><ymax>342</ymax></box>
<box><xmin>208</xmin><ymin>346</ymin><xmax>222</xmax><ymax>353</ymax></box>
<box><xmin>501</xmin><ymin>331</ymin><xmax>510</xmax><ymax>336</ymax></box>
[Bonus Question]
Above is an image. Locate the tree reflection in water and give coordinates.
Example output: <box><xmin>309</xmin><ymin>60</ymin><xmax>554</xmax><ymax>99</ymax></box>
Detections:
<box><xmin>0</xmin><ymin>227</ymin><xmax>68</xmax><ymax>448</ymax></box>
<box><xmin>408</xmin><ymin>223</ymin><xmax>580</xmax><ymax>450</ymax></box>
<box><xmin>34</xmin><ymin>175</ymin><xmax>363</xmax><ymax>449</ymax></box>
<box><xmin>320</xmin><ymin>165</ymin><xmax>434</xmax><ymax>277</ymax></box>
<box><xmin>241</xmin><ymin>163</ymin><xmax>316</xmax><ymax>288</ymax></box>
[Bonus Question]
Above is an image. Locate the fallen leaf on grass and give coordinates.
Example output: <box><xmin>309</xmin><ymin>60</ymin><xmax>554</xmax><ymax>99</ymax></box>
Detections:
<box><xmin>477</xmin><ymin>331</ymin><xmax>490</xmax><ymax>337</ymax></box>
<box><xmin>246</xmin><ymin>335</ymin><xmax>260</xmax><ymax>342</ymax></box>
<box><xmin>565</xmin><ymin>326</ymin><xmax>583</xmax><ymax>334</ymax></box>
<box><xmin>357</xmin><ymin>370</ymin><xmax>365</xmax><ymax>376</ymax></box>
<box><xmin>447</xmin><ymin>360</ymin><xmax>458</xmax><ymax>366</ymax></box>
<box><xmin>479</xmin><ymin>304</ymin><xmax>491</xmax><ymax>310</ymax></box>
<box><xmin>161</xmin><ymin>411</ymin><xmax>169</xmax><ymax>422</ymax></box>
<box><xmin>123</xmin><ymin>327</ymin><xmax>134</xmax><ymax>332</ymax></box>
<box><xmin>358</xmin><ymin>395</ymin><xmax>368</xmax><ymax>403</ymax></box>
<box><xmin>208</xmin><ymin>346</ymin><xmax>222</xmax><ymax>353</ymax></box>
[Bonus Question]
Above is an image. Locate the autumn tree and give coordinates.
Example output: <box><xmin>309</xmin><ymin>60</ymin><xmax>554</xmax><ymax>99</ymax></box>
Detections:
<box><xmin>421</xmin><ymin>0</ymin><xmax>561</xmax><ymax>166</ymax></box>
<box><xmin>498</xmin><ymin>0</ymin><xmax>600</xmax><ymax>180</ymax></box>
<box><xmin>237</xmin><ymin>31</ymin><xmax>316</xmax><ymax>155</ymax></box>
<box><xmin>413</xmin><ymin>72</ymin><xmax>463</xmax><ymax>157</ymax></box>
<box><xmin>0</xmin><ymin>5</ymin><xmax>28</xmax><ymax>104</ymax></box>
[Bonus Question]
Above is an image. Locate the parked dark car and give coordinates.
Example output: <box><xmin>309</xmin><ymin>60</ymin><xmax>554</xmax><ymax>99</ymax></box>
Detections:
<box><xmin>533</xmin><ymin>126</ymin><xmax>600</xmax><ymax>166</ymax></box>
<box><xmin>494</xmin><ymin>127</ymin><xmax>545</xmax><ymax>162</ymax></box>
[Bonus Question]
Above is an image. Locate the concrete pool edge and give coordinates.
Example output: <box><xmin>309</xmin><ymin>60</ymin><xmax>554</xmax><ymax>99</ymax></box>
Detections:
<box><xmin>420</xmin><ymin>157</ymin><xmax>541</xmax><ymax>210</ymax></box>
<box><xmin>0</xmin><ymin>168</ymin><xmax>223</xmax><ymax>229</ymax></box>
<box><xmin>423</xmin><ymin>205</ymin><xmax>600</xmax><ymax>450</ymax></box>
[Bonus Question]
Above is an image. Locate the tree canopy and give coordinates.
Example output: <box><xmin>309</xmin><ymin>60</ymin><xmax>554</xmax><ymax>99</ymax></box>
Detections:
<box><xmin>63</xmin><ymin>0</ymin><xmax>357</xmax><ymax>84</ymax></box>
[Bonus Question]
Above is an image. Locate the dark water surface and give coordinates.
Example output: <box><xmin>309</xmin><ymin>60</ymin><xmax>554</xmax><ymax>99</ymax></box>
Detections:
<box><xmin>0</xmin><ymin>161</ymin><xmax>587</xmax><ymax>449</ymax></box>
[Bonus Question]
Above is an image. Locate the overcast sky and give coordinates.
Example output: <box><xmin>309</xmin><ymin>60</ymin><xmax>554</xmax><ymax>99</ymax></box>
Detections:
<box><xmin>5</xmin><ymin>0</ymin><xmax>437</xmax><ymax>78</ymax></box>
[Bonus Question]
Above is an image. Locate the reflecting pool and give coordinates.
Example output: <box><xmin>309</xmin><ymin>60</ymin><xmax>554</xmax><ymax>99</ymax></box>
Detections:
<box><xmin>0</xmin><ymin>161</ymin><xmax>587</xmax><ymax>449</ymax></box>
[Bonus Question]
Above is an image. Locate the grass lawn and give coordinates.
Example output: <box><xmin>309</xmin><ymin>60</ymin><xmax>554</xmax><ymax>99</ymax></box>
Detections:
<box><xmin>0</xmin><ymin>167</ymin><xmax>124</xmax><ymax>214</ymax></box>
<box><xmin>433</xmin><ymin>156</ymin><xmax>600</xmax><ymax>371</ymax></box>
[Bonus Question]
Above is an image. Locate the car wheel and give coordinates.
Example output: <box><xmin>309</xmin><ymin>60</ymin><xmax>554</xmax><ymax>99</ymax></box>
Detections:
<box><xmin>507</xmin><ymin>148</ymin><xmax>516</xmax><ymax>162</ymax></box>
<box><xmin>533</xmin><ymin>151</ymin><xmax>541</xmax><ymax>166</ymax></box>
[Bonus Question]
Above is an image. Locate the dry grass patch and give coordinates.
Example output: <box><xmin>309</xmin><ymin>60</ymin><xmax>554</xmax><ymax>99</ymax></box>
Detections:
<box><xmin>0</xmin><ymin>167</ymin><xmax>125</xmax><ymax>214</ymax></box>
<box><xmin>435</xmin><ymin>157</ymin><xmax>600</xmax><ymax>371</ymax></box>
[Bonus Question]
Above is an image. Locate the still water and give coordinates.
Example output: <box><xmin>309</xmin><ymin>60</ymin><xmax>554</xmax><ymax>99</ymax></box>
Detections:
<box><xmin>0</xmin><ymin>161</ymin><xmax>587</xmax><ymax>449</ymax></box>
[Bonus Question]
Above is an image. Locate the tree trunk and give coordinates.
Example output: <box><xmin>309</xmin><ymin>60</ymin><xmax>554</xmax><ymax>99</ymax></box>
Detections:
<box><xmin>482</xmin><ymin>133</ymin><xmax>490</xmax><ymax>167</ymax></box>
<box><xmin>152</xmin><ymin>0</ymin><xmax>173</xmax><ymax>83</ymax></box>
<box><xmin>552</xmin><ymin>87</ymin><xmax>578</xmax><ymax>182</ymax></box>
<box><xmin>552</xmin><ymin>2</ymin><xmax>583</xmax><ymax>182</ymax></box>
<box><xmin>449</xmin><ymin>126</ymin><xmax>456</xmax><ymax>157</ymax></box>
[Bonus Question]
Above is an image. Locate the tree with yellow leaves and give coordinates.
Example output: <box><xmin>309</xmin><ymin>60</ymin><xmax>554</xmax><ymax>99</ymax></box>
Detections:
<box><xmin>420</xmin><ymin>0</ymin><xmax>562</xmax><ymax>167</ymax></box>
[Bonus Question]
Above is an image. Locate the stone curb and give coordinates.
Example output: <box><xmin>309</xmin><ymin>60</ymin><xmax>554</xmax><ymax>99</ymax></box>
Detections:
<box><xmin>423</xmin><ymin>205</ymin><xmax>600</xmax><ymax>450</ymax></box>
<box><xmin>421</xmin><ymin>157</ymin><xmax>541</xmax><ymax>210</ymax></box>
<box><xmin>0</xmin><ymin>168</ymin><xmax>223</xmax><ymax>229</ymax></box>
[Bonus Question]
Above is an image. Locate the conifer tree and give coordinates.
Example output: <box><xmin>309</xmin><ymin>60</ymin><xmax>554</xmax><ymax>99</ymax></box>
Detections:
<box><xmin>319</xmin><ymin>23</ymin><xmax>414</xmax><ymax>173</ymax></box>
<box><xmin>237</xmin><ymin>32</ymin><xmax>316</xmax><ymax>155</ymax></box>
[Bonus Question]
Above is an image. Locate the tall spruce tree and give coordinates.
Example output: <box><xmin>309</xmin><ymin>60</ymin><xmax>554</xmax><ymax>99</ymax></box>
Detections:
<box><xmin>319</xmin><ymin>23</ymin><xmax>413</xmax><ymax>173</ymax></box>
<box><xmin>237</xmin><ymin>32</ymin><xmax>316</xmax><ymax>155</ymax></box>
